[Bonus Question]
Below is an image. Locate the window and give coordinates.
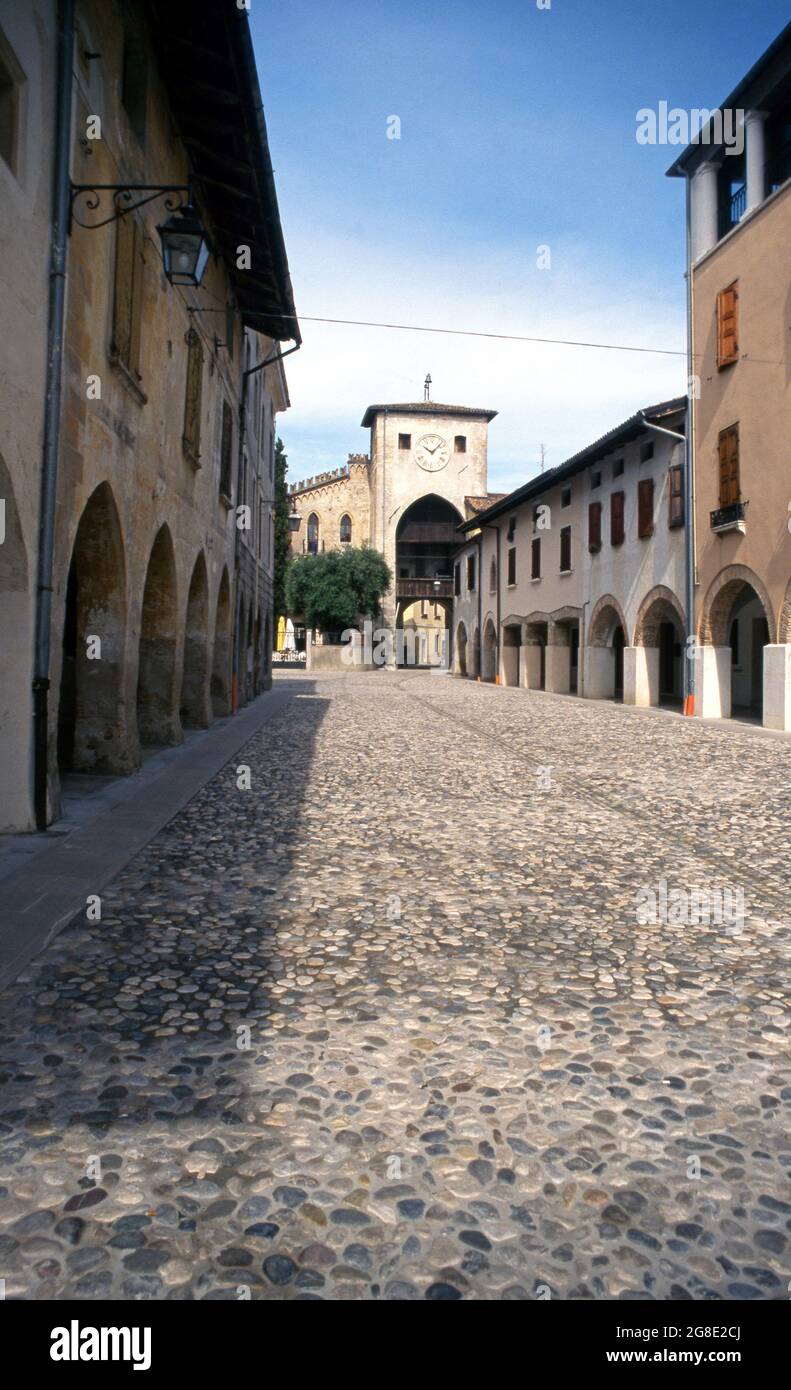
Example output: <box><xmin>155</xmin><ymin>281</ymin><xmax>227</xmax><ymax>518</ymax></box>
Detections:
<box><xmin>489</xmin><ymin>556</ymin><xmax>497</xmax><ymax>593</ymax></box>
<box><xmin>561</xmin><ymin>487</ymin><xmax>571</xmax><ymax>508</ymax></box>
<box><xmin>717</xmin><ymin>281</ymin><xmax>739</xmax><ymax>367</ymax></box>
<box><xmin>588</xmin><ymin>500</ymin><xmax>602</xmax><ymax>551</ymax></box>
<box><xmin>730</xmin><ymin>618</ymin><xmax>740</xmax><ymax>667</ymax></box>
<box><xmin>613</xmin><ymin>458</ymin><xmax>624</xmax><ymax>478</ymax></box>
<box><xmin>611</xmin><ymin>490</ymin><xmax>625</xmax><ymax>545</ymax></box>
<box><xmin>718</xmin><ymin>424</ymin><xmax>740</xmax><ymax>506</ymax></box>
<box><xmin>0</xmin><ymin>33</ymin><xmax>22</xmax><ymax>175</ymax></box>
<box><xmin>454</xmin><ymin>563</ymin><xmax>461</xmax><ymax>597</ymax></box>
<box><xmin>339</xmin><ymin>514</ymin><xmax>352</xmax><ymax>543</ymax></box>
<box><xmin>121</xmin><ymin>32</ymin><xmax>148</xmax><ymax>145</ymax></box>
<box><xmin>668</xmin><ymin>464</ymin><xmax>684</xmax><ymax>527</ymax></box>
<box><xmin>559</xmin><ymin>525</ymin><xmax>571</xmax><ymax>572</ymax></box>
<box><xmin>531</xmin><ymin>536</ymin><xmax>541</xmax><ymax>579</ymax></box>
<box><xmin>111</xmin><ymin>213</ymin><xmax>146</xmax><ymax>383</ymax></box>
<box><xmin>219</xmin><ymin>401</ymin><xmax>233</xmax><ymax>501</ymax></box>
<box><xmin>307</xmin><ymin>512</ymin><xmax>319</xmax><ymax>554</ymax></box>
<box><xmin>182</xmin><ymin>328</ymin><xmax>203</xmax><ymax>464</ymax></box>
<box><xmin>507</xmin><ymin>547</ymin><xmax>516</xmax><ymax>586</ymax></box>
<box><xmin>640</xmin><ymin>441</ymin><xmax>654</xmax><ymax>463</ymax></box>
<box><xmin>398</xmin><ymin>433</ymin><xmax>411</xmax><ymax>450</ymax></box>
<box><xmin>467</xmin><ymin>555</ymin><xmax>476</xmax><ymax>591</ymax></box>
<box><xmin>454</xmin><ymin>435</ymin><xmax>466</xmax><ymax>453</ymax></box>
<box><xmin>507</xmin><ymin>516</ymin><xmax>517</xmax><ymax>542</ymax></box>
<box><xmin>638</xmin><ymin>477</ymin><xmax>655</xmax><ymax>539</ymax></box>
<box><xmin>591</xmin><ymin>471</ymin><xmax>601</xmax><ymax>489</ymax></box>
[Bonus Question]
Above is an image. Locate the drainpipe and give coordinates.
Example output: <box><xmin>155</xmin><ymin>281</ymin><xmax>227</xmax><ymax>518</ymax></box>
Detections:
<box><xmin>476</xmin><ymin>533</ymin><xmax>482</xmax><ymax>678</ymax></box>
<box><xmin>638</xmin><ymin>401</ymin><xmax>693</xmax><ymax>713</ymax></box>
<box><xmin>32</xmin><ymin>0</ymin><xmax>75</xmax><ymax>830</ymax></box>
<box><xmin>484</xmin><ymin>522</ymin><xmax>501</xmax><ymax>682</ymax></box>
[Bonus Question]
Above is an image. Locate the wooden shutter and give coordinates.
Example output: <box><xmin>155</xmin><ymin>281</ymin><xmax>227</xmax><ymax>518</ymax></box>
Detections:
<box><xmin>560</xmin><ymin>525</ymin><xmax>571</xmax><ymax>572</ymax></box>
<box><xmin>717</xmin><ymin>282</ymin><xmax>739</xmax><ymax>367</ymax></box>
<box><xmin>638</xmin><ymin>478</ymin><xmax>655</xmax><ymax>538</ymax></box>
<box><xmin>220</xmin><ymin>401</ymin><xmax>233</xmax><ymax>499</ymax></box>
<box><xmin>507</xmin><ymin>547</ymin><xmax>516</xmax><ymax>585</ymax></box>
<box><xmin>588</xmin><ymin>500</ymin><xmax>602</xmax><ymax>550</ymax></box>
<box><xmin>112</xmin><ymin>214</ymin><xmax>145</xmax><ymax>378</ymax></box>
<box><xmin>668</xmin><ymin>464</ymin><xmax>684</xmax><ymax>527</ymax></box>
<box><xmin>531</xmin><ymin>536</ymin><xmax>541</xmax><ymax>579</ymax></box>
<box><xmin>183</xmin><ymin>329</ymin><xmax>204</xmax><ymax>462</ymax></box>
<box><xmin>718</xmin><ymin>425</ymin><xmax>740</xmax><ymax>505</ymax></box>
<box><xmin>611</xmin><ymin>490</ymin><xmax>625</xmax><ymax>545</ymax></box>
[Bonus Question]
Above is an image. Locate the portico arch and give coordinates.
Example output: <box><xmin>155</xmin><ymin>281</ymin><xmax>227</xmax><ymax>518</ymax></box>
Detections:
<box><xmin>211</xmin><ymin>566</ymin><xmax>232</xmax><ymax>716</ymax></box>
<box><xmin>137</xmin><ymin>525</ymin><xmax>180</xmax><ymax>745</ymax></box>
<box><xmin>181</xmin><ymin>552</ymin><xmax>211</xmax><ymax>727</ymax></box>
<box><xmin>698</xmin><ymin>564</ymin><xmax>774</xmax><ymax>720</ymax></box>
<box><xmin>585</xmin><ymin>595</ymin><xmax>627</xmax><ymax>701</ymax></box>
<box><xmin>455</xmin><ymin>621</ymin><xmax>468</xmax><ymax>677</ymax></box>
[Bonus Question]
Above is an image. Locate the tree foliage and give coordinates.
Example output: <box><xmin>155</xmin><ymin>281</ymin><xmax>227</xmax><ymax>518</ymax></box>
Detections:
<box><xmin>272</xmin><ymin>437</ymin><xmax>291</xmax><ymax>621</ymax></box>
<box><xmin>285</xmin><ymin>545</ymin><xmax>391</xmax><ymax>634</ymax></box>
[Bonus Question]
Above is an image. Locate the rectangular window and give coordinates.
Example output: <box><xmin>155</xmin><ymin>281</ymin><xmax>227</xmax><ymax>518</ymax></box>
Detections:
<box><xmin>531</xmin><ymin>536</ymin><xmax>541</xmax><ymax>580</ymax></box>
<box><xmin>466</xmin><ymin>554</ymin><xmax>476</xmax><ymax>591</ymax></box>
<box><xmin>454</xmin><ymin>435</ymin><xmax>466</xmax><ymax>453</ymax></box>
<box><xmin>561</xmin><ymin>486</ymin><xmax>571</xmax><ymax>508</ymax></box>
<box><xmin>668</xmin><ymin>464</ymin><xmax>684</xmax><ymax>527</ymax></box>
<box><xmin>507</xmin><ymin>516</ymin><xmax>516</xmax><ymax>542</ymax></box>
<box><xmin>613</xmin><ymin>458</ymin><xmax>624</xmax><ymax>477</ymax></box>
<box><xmin>454</xmin><ymin>563</ymin><xmax>461</xmax><ymax>597</ymax></box>
<box><xmin>398</xmin><ymin>433</ymin><xmax>411</xmax><ymax>450</ymax></box>
<box><xmin>111</xmin><ymin>213</ymin><xmax>145</xmax><ymax>383</ymax></box>
<box><xmin>507</xmin><ymin>547</ymin><xmax>516</xmax><ymax>586</ymax></box>
<box><xmin>559</xmin><ymin>525</ymin><xmax>571</xmax><ymax>573</ymax></box>
<box><xmin>611</xmin><ymin>490</ymin><xmax>625</xmax><ymax>545</ymax></box>
<box><xmin>182</xmin><ymin>328</ymin><xmax>204</xmax><ymax>464</ymax></box>
<box><xmin>219</xmin><ymin>400</ymin><xmax>233</xmax><ymax>501</ymax></box>
<box><xmin>591</xmin><ymin>470</ymin><xmax>601</xmax><ymax>489</ymax></box>
<box><xmin>717</xmin><ymin>281</ymin><xmax>739</xmax><ymax>367</ymax></box>
<box><xmin>638</xmin><ymin>477</ymin><xmax>655</xmax><ymax>538</ymax></box>
<box><xmin>640</xmin><ymin>442</ymin><xmax>654</xmax><ymax>463</ymax></box>
<box><xmin>588</xmin><ymin>500</ymin><xmax>602</xmax><ymax>551</ymax></box>
<box><xmin>121</xmin><ymin>33</ymin><xmax>148</xmax><ymax>145</ymax></box>
<box><xmin>718</xmin><ymin>424</ymin><xmax>740</xmax><ymax>505</ymax></box>
<box><xmin>0</xmin><ymin>34</ymin><xmax>22</xmax><ymax>175</ymax></box>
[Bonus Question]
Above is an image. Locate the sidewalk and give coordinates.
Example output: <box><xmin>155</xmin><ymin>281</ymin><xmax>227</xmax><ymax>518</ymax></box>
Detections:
<box><xmin>0</xmin><ymin>684</ymin><xmax>299</xmax><ymax>993</ymax></box>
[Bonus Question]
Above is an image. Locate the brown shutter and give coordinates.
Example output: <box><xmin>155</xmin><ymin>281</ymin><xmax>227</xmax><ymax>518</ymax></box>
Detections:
<box><xmin>560</xmin><ymin>525</ymin><xmax>571</xmax><ymax>572</ymax></box>
<box><xmin>531</xmin><ymin>536</ymin><xmax>541</xmax><ymax>579</ymax></box>
<box><xmin>718</xmin><ymin>425</ymin><xmax>740</xmax><ymax>505</ymax></box>
<box><xmin>668</xmin><ymin>464</ymin><xmax>684</xmax><ymax>527</ymax></box>
<box><xmin>588</xmin><ymin>500</ymin><xmax>602</xmax><ymax>550</ymax></box>
<box><xmin>717</xmin><ymin>282</ymin><xmax>739</xmax><ymax>367</ymax></box>
<box><xmin>183</xmin><ymin>328</ymin><xmax>204</xmax><ymax>461</ymax></box>
<box><xmin>611</xmin><ymin>490</ymin><xmax>625</xmax><ymax>545</ymax></box>
<box><xmin>112</xmin><ymin>214</ymin><xmax>145</xmax><ymax>378</ymax></box>
<box><xmin>638</xmin><ymin>478</ymin><xmax>654</xmax><ymax>538</ymax></box>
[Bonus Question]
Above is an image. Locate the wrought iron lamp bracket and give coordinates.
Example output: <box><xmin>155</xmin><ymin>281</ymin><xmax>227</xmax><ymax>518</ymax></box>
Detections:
<box><xmin>69</xmin><ymin>183</ymin><xmax>191</xmax><ymax>231</ymax></box>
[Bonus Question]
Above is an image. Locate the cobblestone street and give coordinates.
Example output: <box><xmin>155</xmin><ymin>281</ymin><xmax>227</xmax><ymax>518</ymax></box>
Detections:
<box><xmin>1</xmin><ymin>672</ymin><xmax>789</xmax><ymax>1301</ymax></box>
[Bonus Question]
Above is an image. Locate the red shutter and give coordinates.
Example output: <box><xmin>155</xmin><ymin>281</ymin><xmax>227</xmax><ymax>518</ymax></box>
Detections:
<box><xmin>718</xmin><ymin>426</ymin><xmax>740</xmax><ymax>505</ymax></box>
<box><xmin>638</xmin><ymin>478</ymin><xmax>654</xmax><ymax>538</ymax></box>
<box><xmin>717</xmin><ymin>282</ymin><xmax>739</xmax><ymax>367</ymax></box>
<box><xmin>611</xmin><ymin>490</ymin><xmax>625</xmax><ymax>545</ymax></box>
<box><xmin>668</xmin><ymin>465</ymin><xmax>684</xmax><ymax>527</ymax></box>
<box><xmin>588</xmin><ymin>501</ymin><xmax>602</xmax><ymax>550</ymax></box>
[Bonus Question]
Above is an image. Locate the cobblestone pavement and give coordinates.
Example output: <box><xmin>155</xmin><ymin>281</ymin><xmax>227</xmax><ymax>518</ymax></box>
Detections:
<box><xmin>1</xmin><ymin>672</ymin><xmax>789</xmax><ymax>1301</ymax></box>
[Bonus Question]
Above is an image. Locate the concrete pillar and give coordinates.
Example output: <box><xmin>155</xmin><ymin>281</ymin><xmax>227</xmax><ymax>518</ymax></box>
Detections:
<box><xmin>523</xmin><ymin>643</ymin><xmax>543</xmax><ymax>689</ymax></box>
<box><xmin>744</xmin><ymin>110</ymin><xmax>768</xmax><ymax>214</ymax></box>
<box><xmin>623</xmin><ymin>646</ymin><xmax>659</xmax><ymax>707</ymax></box>
<box><xmin>546</xmin><ymin>643</ymin><xmax>570</xmax><ymax>695</ymax></box>
<box><xmin>763</xmin><ymin>644</ymin><xmax>791</xmax><ymax>731</ymax></box>
<box><xmin>691</xmin><ymin>161</ymin><xmax>720</xmax><ymax>261</ymax></box>
<box><xmin>584</xmin><ymin>647</ymin><xmax>613</xmax><ymax>700</ymax></box>
<box><xmin>696</xmin><ymin>645</ymin><xmax>731</xmax><ymax>719</ymax></box>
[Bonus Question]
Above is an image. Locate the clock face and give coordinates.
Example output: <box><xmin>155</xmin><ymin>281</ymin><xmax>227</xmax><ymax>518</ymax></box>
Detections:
<box><xmin>414</xmin><ymin>433</ymin><xmax>450</xmax><ymax>472</ymax></box>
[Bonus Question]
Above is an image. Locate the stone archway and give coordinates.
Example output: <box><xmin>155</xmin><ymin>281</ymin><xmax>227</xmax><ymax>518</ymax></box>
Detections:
<box><xmin>698</xmin><ymin>565</ymin><xmax>774</xmax><ymax>720</ymax></box>
<box><xmin>455</xmin><ymin>621</ymin><xmax>468</xmax><ymax>678</ymax></box>
<box><xmin>585</xmin><ymin>595</ymin><xmax>628</xmax><ymax>702</ymax></box>
<box><xmin>181</xmin><ymin>552</ymin><xmax>211</xmax><ymax>727</ymax></box>
<box><xmin>0</xmin><ymin>451</ymin><xmax>32</xmax><ymax>828</ymax></box>
<box><xmin>57</xmin><ymin>482</ymin><xmax>130</xmax><ymax>774</ymax></box>
<box><xmin>137</xmin><ymin>525</ymin><xmax>180</xmax><ymax>745</ymax></box>
<box><xmin>481</xmin><ymin>617</ymin><xmax>497</xmax><ymax>683</ymax></box>
<box><xmin>630</xmin><ymin>585</ymin><xmax>686</xmax><ymax>707</ymax></box>
<box><xmin>211</xmin><ymin>567</ymin><xmax>232</xmax><ymax>717</ymax></box>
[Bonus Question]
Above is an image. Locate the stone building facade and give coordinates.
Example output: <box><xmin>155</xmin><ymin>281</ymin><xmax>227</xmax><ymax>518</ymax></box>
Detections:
<box><xmin>668</xmin><ymin>22</ymin><xmax>791</xmax><ymax>729</ymax></box>
<box><xmin>0</xmin><ymin>0</ymin><xmax>298</xmax><ymax>831</ymax></box>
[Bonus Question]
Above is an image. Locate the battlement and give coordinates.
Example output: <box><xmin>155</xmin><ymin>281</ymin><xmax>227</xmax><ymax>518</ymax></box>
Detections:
<box><xmin>290</xmin><ymin>454</ymin><xmax>370</xmax><ymax>495</ymax></box>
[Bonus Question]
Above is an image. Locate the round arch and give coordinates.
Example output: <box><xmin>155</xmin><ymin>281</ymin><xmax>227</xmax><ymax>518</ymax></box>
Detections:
<box><xmin>588</xmin><ymin>594</ymin><xmax>630</xmax><ymax>647</ymax></box>
<box><xmin>181</xmin><ymin>551</ymin><xmax>211</xmax><ymax>727</ymax></box>
<box><xmin>482</xmin><ymin>616</ymin><xmax>497</xmax><ymax>683</ymax></box>
<box><xmin>633</xmin><ymin>585</ymin><xmax>686</xmax><ymax>647</ymax></box>
<box><xmin>211</xmin><ymin>566</ymin><xmax>232</xmax><ymax>716</ymax></box>
<box><xmin>137</xmin><ymin>524</ymin><xmax>179</xmax><ymax>745</ymax></box>
<box><xmin>699</xmin><ymin>564</ymin><xmax>776</xmax><ymax>646</ymax></box>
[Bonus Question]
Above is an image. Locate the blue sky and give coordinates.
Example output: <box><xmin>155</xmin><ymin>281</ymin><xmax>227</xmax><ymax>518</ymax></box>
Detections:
<box><xmin>251</xmin><ymin>0</ymin><xmax>790</xmax><ymax>493</ymax></box>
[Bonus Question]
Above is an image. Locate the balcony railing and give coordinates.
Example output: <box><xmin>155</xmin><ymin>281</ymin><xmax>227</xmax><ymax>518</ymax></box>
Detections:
<box><xmin>710</xmin><ymin>500</ymin><xmax>746</xmax><ymax>532</ymax></box>
<box><xmin>767</xmin><ymin>140</ymin><xmax>791</xmax><ymax>195</ymax></box>
<box><xmin>396</xmin><ymin>578</ymin><xmax>454</xmax><ymax>600</ymax></box>
<box><xmin>728</xmin><ymin>182</ymin><xmax>746</xmax><ymax>225</ymax></box>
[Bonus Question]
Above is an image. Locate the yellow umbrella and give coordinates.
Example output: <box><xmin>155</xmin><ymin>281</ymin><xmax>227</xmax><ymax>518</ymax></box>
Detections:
<box><xmin>276</xmin><ymin>615</ymin><xmax>286</xmax><ymax>653</ymax></box>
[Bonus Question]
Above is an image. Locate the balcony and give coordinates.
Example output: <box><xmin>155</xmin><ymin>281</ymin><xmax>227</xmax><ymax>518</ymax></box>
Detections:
<box><xmin>396</xmin><ymin>578</ymin><xmax>454</xmax><ymax>600</ymax></box>
<box><xmin>710</xmin><ymin>501</ymin><xmax>747</xmax><ymax>534</ymax></box>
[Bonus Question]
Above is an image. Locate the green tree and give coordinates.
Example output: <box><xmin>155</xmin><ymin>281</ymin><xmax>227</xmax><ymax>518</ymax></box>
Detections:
<box><xmin>272</xmin><ymin>437</ymin><xmax>291</xmax><ymax>621</ymax></box>
<box><xmin>285</xmin><ymin>546</ymin><xmax>391</xmax><ymax>635</ymax></box>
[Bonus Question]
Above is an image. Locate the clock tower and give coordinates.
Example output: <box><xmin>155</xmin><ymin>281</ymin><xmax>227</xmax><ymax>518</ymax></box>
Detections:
<box><xmin>360</xmin><ymin>394</ymin><xmax>498</xmax><ymax>645</ymax></box>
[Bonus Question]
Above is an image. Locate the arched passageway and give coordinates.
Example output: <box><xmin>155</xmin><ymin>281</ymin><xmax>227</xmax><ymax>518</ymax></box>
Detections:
<box><xmin>181</xmin><ymin>553</ymin><xmax>211</xmax><ymax>727</ymax></box>
<box><xmin>137</xmin><ymin>525</ymin><xmax>179</xmax><ymax>745</ymax></box>
<box><xmin>481</xmin><ymin>618</ymin><xmax>497</xmax><ymax>683</ymax></box>
<box><xmin>585</xmin><ymin>597</ymin><xmax>628</xmax><ymax>702</ymax></box>
<box><xmin>698</xmin><ymin>567</ymin><xmax>774</xmax><ymax>722</ymax></box>
<box><xmin>456</xmin><ymin>622</ymin><xmax>468</xmax><ymax>678</ymax></box>
<box><xmin>631</xmin><ymin>586</ymin><xmax>685</xmax><ymax>708</ymax></box>
<box><xmin>395</xmin><ymin>494</ymin><xmax>461</xmax><ymax>668</ymax></box>
<box><xmin>211</xmin><ymin>567</ymin><xmax>232</xmax><ymax>717</ymax></box>
<box><xmin>58</xmin><ymin>482</ymin><xmax>129</xmax><ymax>773</ymax></box>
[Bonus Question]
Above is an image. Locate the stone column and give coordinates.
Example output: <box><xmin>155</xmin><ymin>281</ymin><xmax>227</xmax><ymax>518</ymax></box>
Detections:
<box><xmin>584</xmin><ymin>647</ymin><xmax>613</xmax><ymax>699</ymax></box>
<box><xmin>522</xmin><ymin>640</ymin><xmax>543</xmax><ymax>689</ymax></box>
<box><xmin>763</xmin><ymin>644</ymin><xmax>791</xmax><ymax>731</ymax></box>
<box><xmin>623</xmin><ymin>646</ymin><xmax>658</xmax><ymax>707</ymax></box>
<box><xmin>695</xmin><ymin>645</ymin><xmax>731</xmax><ymax>718</ymax></box>
<box><xmin>690</xmin><ymin>160</ymin><xmax>720</xmax><ymax>261</ymax></box>
<box><xmin>744</xmin><ymin>110</ymin><xmax>768</xmax><ymax>214</ymax></box>
<box><xmin>546</xmin><ymin>623</ymin><xmax>570</xmax><ymax>695</ymax></box>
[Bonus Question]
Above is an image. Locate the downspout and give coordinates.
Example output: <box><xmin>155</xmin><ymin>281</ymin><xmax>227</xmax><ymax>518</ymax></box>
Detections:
<box><xmin>476</xmin><ymin>533</ymin><xmax>482</xmax><ymax>678</ymax></box>
<box><xmin>33</xmin><ymin>0</ymin><xmax>75</xmax><ymax>830</ymax></box>
<box><xmin>683</xmin><ymin>172</ymin><xmax>697</xmax><ymax>716</ymax></box>
<box><xmin>484</xmin><ymin>522</ymin><xmax>501</xmax><ymax>683</ymax></box>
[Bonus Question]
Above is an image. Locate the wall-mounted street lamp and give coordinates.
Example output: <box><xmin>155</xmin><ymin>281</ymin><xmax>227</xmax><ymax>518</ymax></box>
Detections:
<box><xmin>288</xmin><ymin>511</ymin><xmax>302</xmax><ymax>533</ymax></box>
<box><xmin>69</xmin><ymin>183</ymin><xmax>211</xmax><ymax>288</ymax></box>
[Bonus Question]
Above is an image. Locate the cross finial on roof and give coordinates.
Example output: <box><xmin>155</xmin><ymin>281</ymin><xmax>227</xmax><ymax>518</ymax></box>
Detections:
<box><xmin>424</xmin><ymin>373</ymin><xmax>432</xmax><ymax>402</ymax></box>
